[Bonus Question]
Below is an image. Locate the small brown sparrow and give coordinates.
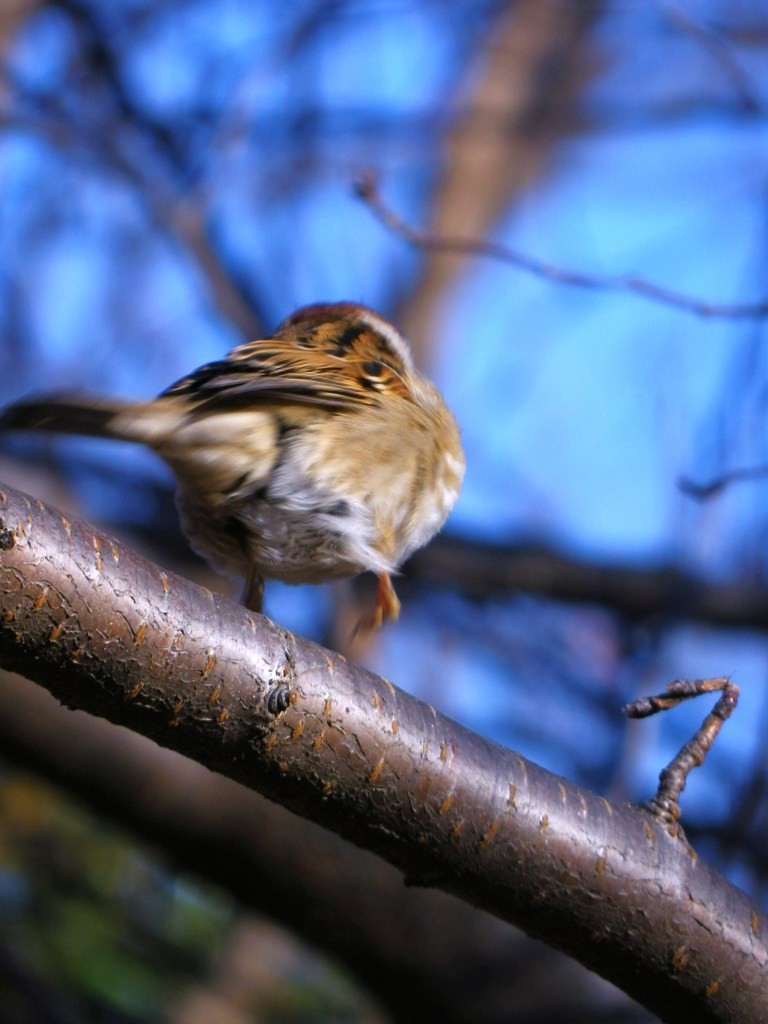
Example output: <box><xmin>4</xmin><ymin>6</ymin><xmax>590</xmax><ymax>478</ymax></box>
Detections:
<box><xmin>0</xmin><ymin>302</ymin><xmax>465</xmax><ymax>629</ymax></box>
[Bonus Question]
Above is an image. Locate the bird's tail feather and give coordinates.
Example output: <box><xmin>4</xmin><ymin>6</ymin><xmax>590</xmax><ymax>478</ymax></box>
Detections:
<box><xmin>0</xmin><ymin>395</ymin><xmax>136</xmax><ymax>440</ymax></box>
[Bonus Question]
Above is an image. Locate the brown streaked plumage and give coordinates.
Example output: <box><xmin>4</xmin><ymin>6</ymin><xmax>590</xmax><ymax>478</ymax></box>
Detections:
<box><xmin>0</xmin><ymin>302</ymin><xmax>465</xmax><ymax>630</ymax></box>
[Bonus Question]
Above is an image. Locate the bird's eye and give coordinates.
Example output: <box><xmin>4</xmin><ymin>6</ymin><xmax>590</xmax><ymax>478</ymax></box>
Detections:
<box><xmin>362</xmin><ymin>360</ymin><xmax>386</xmax><ymax>381</ymax></box>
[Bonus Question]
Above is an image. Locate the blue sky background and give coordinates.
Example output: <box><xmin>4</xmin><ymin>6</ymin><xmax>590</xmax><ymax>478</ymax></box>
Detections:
<box><xmin>2</xmin><ymin>0</ymin><xmax>768</xmax><ymax>896</ymax></box>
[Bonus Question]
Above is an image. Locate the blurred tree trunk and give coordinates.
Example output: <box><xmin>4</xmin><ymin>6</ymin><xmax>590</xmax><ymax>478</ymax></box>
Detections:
<box><xmin>400</xmin><ymin>0</ymin><xmax>601</xmax><ymax>364</ymax></box>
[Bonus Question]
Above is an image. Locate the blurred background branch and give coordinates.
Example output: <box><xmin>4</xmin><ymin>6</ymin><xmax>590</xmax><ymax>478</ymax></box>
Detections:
<box><xmin>357</xmin><ymin>170</ymin><xmax>768</xmax><ymax>319</ymax></box>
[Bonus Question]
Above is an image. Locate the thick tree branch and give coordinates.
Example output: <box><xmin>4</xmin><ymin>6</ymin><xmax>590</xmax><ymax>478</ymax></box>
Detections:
<box><xmin>0</xmin><ymin>482</ymin><xmax>765</xmax><ymax>1022</ymax></box>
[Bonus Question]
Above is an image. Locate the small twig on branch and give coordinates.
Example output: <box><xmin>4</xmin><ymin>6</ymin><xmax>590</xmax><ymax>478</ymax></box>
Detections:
<box><xmin>624</xmin><ymin>677</ymin><xmax>739</xmax><ymax>836</ymax></box>
<box><xmin>679</xmin><ymin>464</ymin><xmax>768</xmax><ymax>499</ymax></box>
<box><xmin>355</xmin><ymin>171</ymin><xmax>768</xmax><ymax>320</ymax></box>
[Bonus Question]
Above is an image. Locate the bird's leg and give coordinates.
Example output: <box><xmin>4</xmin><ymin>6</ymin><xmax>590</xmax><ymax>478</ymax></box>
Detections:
<box><xmin>374</xmin><ymin>572</ymin><xmax>401</xmax><ymax>625</ymax></box>
<box><xmin>241</xmin><ymin>564</ymin><xmax>265</xmax><ymax>613</ymax></box>
<box><xmin>353</xmin><ymin>572</ymin><xmax>401</xmax><ymax>636</ymax></box>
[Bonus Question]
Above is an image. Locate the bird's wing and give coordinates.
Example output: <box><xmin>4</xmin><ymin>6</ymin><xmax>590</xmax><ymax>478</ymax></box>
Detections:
<box><xmin>162</xmin><ymin>318</ymin><xmax>412</xmax><ymax>412</ymax></box>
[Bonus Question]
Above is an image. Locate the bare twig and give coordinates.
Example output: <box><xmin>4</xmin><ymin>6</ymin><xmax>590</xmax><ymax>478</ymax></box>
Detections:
<box><xmin>624</xmin><ymin>677</ymin><xmax>740</xmax><ymax>836</ymax></box>
<box><xmin>8</xmin><ymin>0</ymin><xmax>266</xmax><ymax>341</ymax></box>
<box><xmin>658</xmin><ymin>1</ymin><xmax>761</xmax><ymax>113</ymax></box>
<box><xmin>356</xmin><ymin>171</ymin><xmax>768</xmax><ymax>320</ymax></box>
